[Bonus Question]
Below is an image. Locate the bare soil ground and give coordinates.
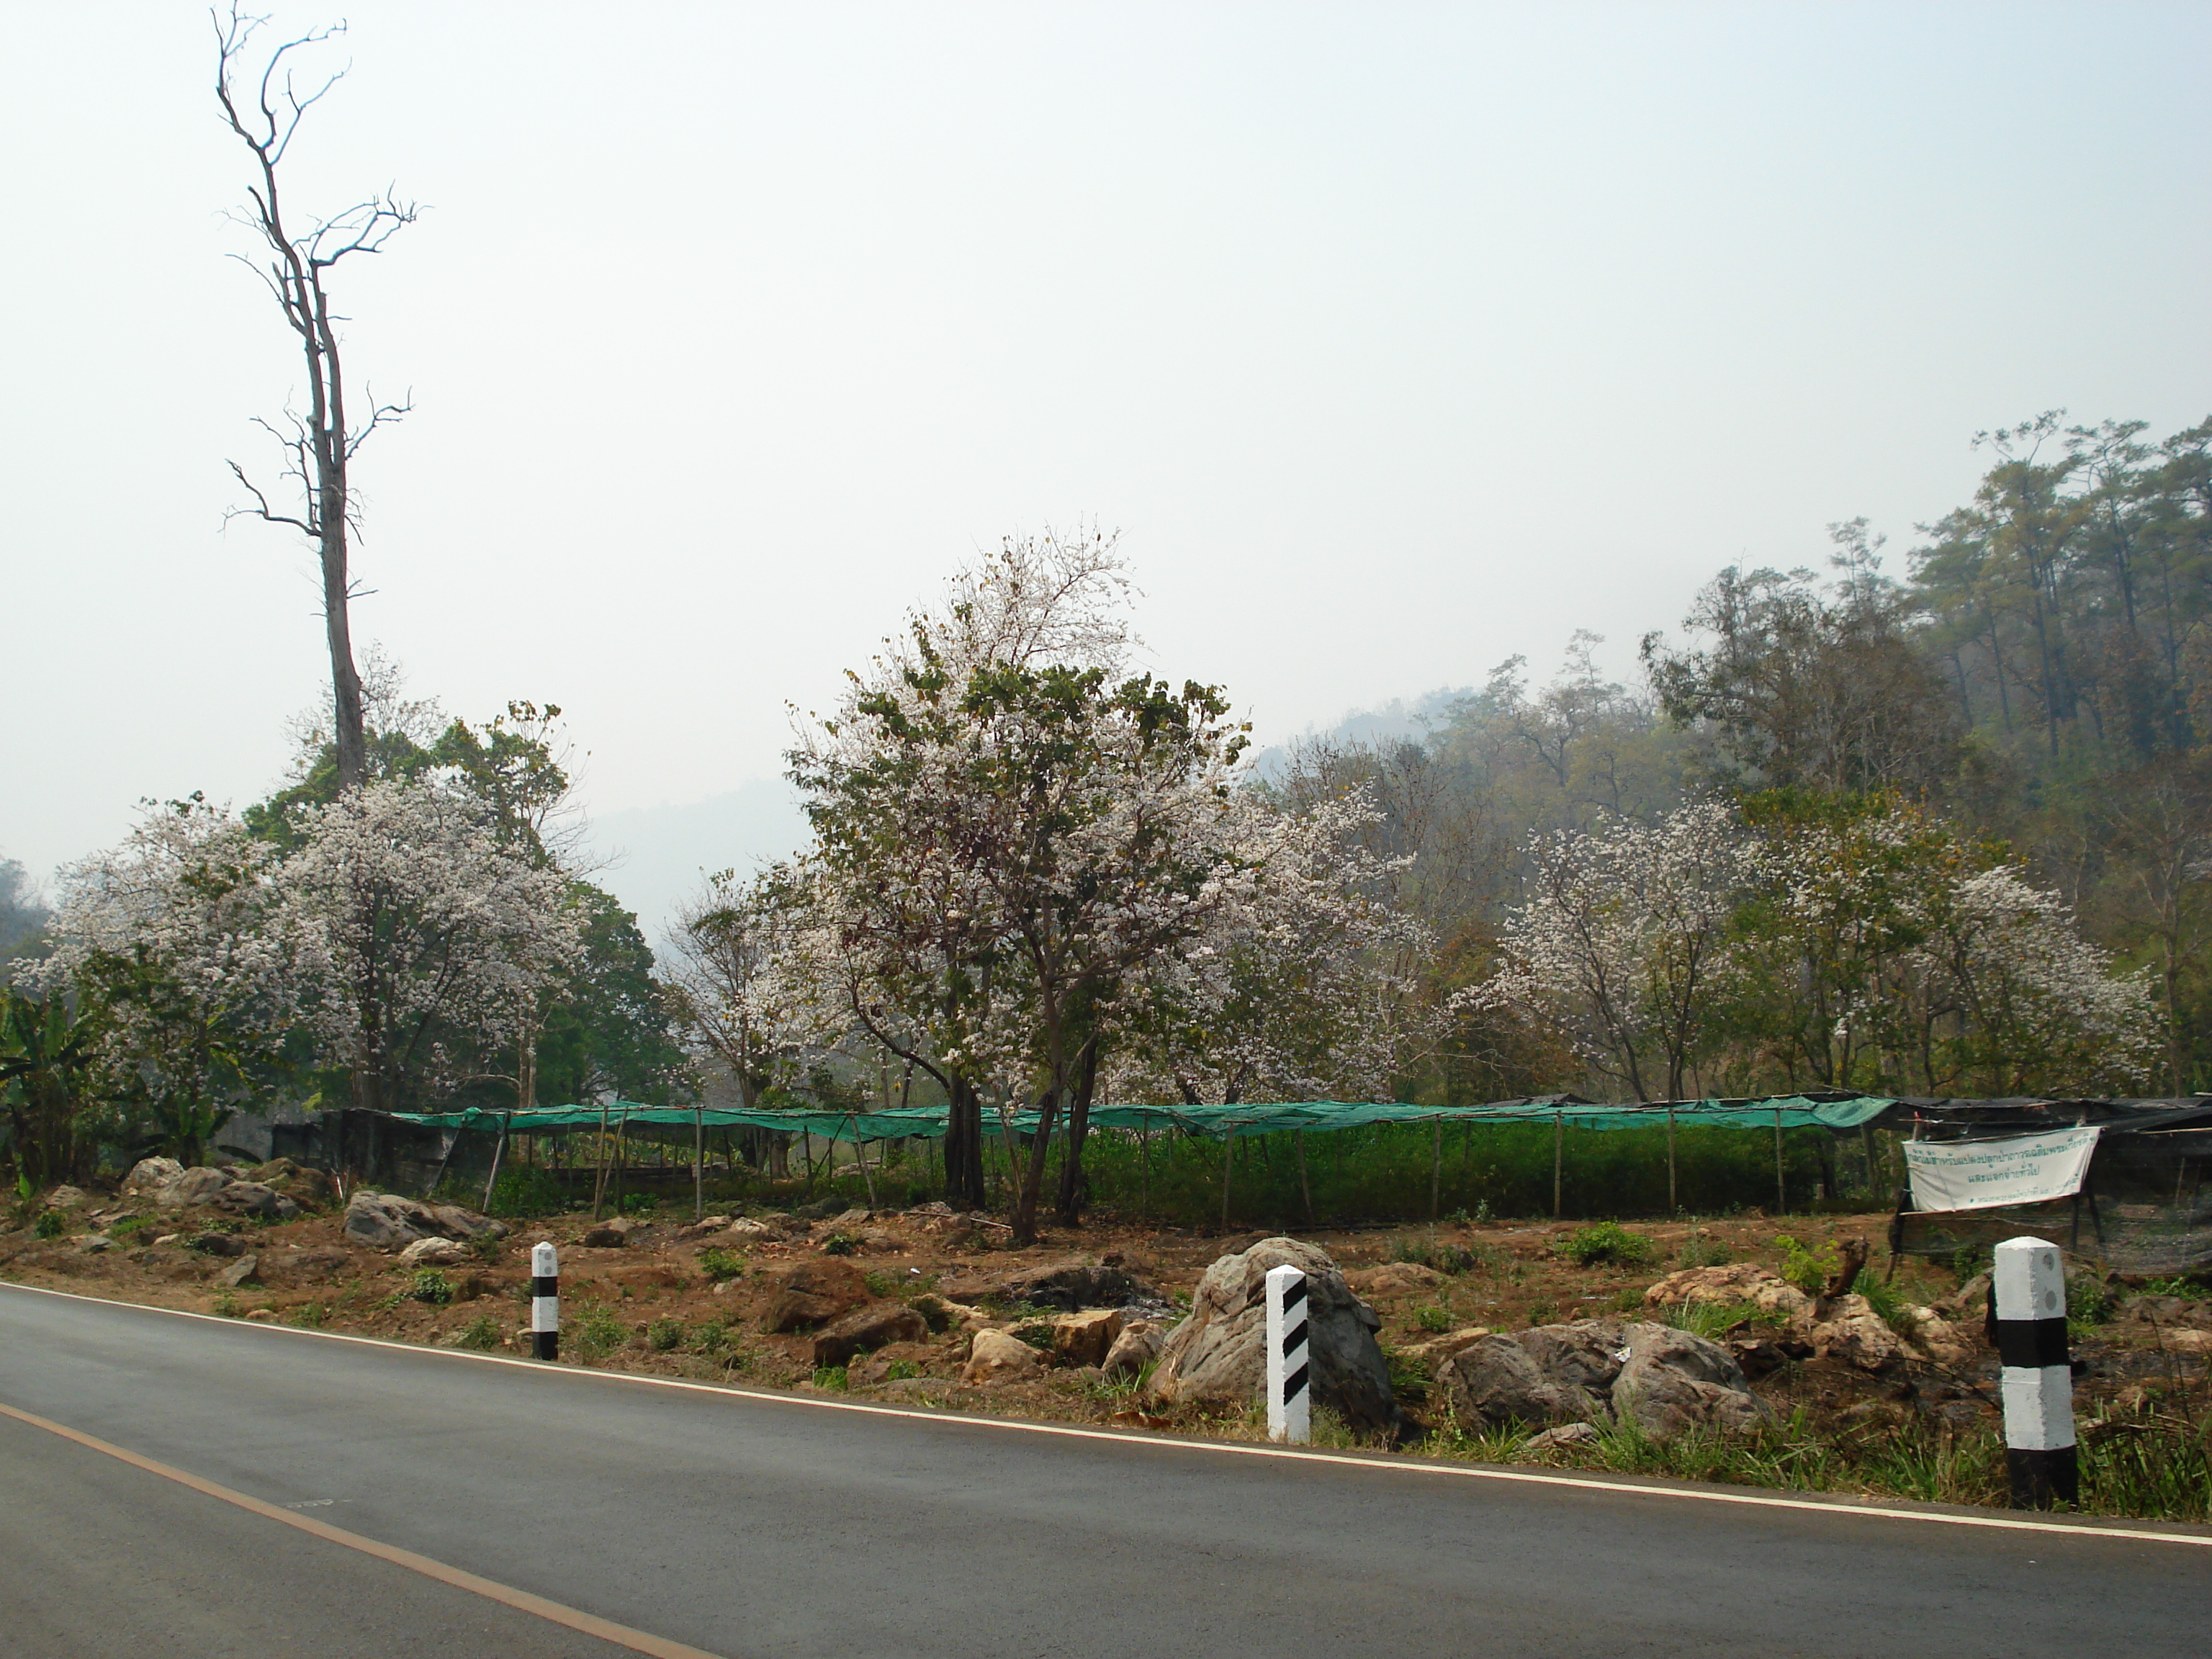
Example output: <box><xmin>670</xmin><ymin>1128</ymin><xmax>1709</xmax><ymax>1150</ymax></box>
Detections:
<box><xmin>6</xmin><ymin>1191</ymin><xmax>2207</xmax><ymax>1488</ymax></box>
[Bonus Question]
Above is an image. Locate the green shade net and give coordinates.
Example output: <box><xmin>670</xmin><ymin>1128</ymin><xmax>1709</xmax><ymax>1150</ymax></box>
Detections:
<box><xmin>387</xmin><ymin>1094</ymin><xmax>1894</xmax><ymax>1143</ymax></box>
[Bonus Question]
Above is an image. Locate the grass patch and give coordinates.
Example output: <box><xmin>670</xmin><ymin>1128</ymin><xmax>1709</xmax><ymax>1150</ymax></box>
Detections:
<box><xmin>1413</xmin><ymin>1304</ymin><xmax>1452</xmax><ymax>1334</ymax></box>
<box><xmin>811</xmin><ymin>1364</ymin><xmax>849</xmax><ymax>1390</ymax></box>
<box><xmin>570</xmin><ymin>1303</ymin><xmax>626</xmax><ymax>1360</ymax></box>
<box><xmin>817</xmin><ymin>1233</ymin><xmax>859</xmax><ymax>1256</ymax></box>
<box><xmin>696</xmin><ymin>1246</ymin><xmax>747</xmax><ymax>1282</ymax></box>
<box><xmin>33</xmin><ymin>1210</ymin><xmax>66</xmax><ymax>1239</ymax></box>
<box><xmin>457</xmin><ymin>1313</ymin><xmax>503</xmax><ymax>1350</ymax></box>
<box><xmin>1557</xmin><ymin>1221</ymin><xmax>1653</xmax><ymax>1267</ymax></box>
<box><xmin>407</xmin><ymin>1269</ymin><xmax>454</xmax><ymax>1306</ymax></box>
<box><xmin>1390</xmin><ymin>1236</ymin><xmax>1491</xmax><ymax>1274</ymax></box>
<box><xmin>647</xmin><ymin>1316</ymin><xmax>685</xmax><ymax>1352</ymax></box>
<box><xmin>1661</xmin><ymin>1299</ymin><xmax>1756</xmax><ymax>1340</ymax></box>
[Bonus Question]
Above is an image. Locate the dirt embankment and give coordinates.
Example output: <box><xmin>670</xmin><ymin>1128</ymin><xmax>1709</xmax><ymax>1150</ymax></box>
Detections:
<box><xmin>6</xmin><ymin>1181</ymin><xmax>2206</xmax><ymax>1465</ymax></box>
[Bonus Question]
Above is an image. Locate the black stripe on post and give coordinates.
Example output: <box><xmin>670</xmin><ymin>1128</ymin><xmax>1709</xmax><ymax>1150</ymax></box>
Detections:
<box><xmin>1282</xmin><ymin>1277</ymin><xmax>1307</xmax><ymax>1313</ymax></box>
<box><xmin>533</xmin><ymin>1328</ymin><xmax>558</xmax><ymax>1362</ymax></box>
<box><xmin>1995</xmin><ymin>1317</ymin><xmax>2071</xmax><ymax>1370</ymax></box>
<box><xmin>1281</xmin><ymin>1325</ymin><xmax>1307</xmax><ymax>1359</ymax></box>
<box><xmin>2008</xmin><ymin>1445</ymin><xmax>2079</xmax><ymax>1509</ymax></box>
<box><xmin>531</xmin><ymin>1275</ymin><xmax>559</xmax><ymax>1300</ymax></box>
<box><xmin>1284</xmin><ymin>1362</ymin><xmax>1310</xmax><ymax>1402</ymax></box>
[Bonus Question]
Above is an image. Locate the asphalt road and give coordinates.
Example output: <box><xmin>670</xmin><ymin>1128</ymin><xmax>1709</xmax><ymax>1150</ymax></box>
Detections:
<box><xmin>1</xmin><ymin>1283</ymin><xmax>2207</xmax><ymax>1659</ymax></box>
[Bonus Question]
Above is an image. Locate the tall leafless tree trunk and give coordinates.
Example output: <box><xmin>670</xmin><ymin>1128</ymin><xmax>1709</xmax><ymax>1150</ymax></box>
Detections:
<box><xmin>215</xmin><ymin>7</ymin><xmax>415</xmax><ymax>794</ymax></box>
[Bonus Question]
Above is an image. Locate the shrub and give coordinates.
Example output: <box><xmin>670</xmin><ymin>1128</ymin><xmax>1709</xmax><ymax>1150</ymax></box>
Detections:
<box><xmin>883</xmin><ymin>1358</ymin><xmax>919</xmax><ymax>1382</ymax></box>
<box><xmin>487</xmin><ymin>1166</ymin><xmax>566</xmax><ymax>1219</ymax></box>
<box><xmin>1390</xmin><ymin>1236</ymin><xmax>1490</xmax><ymax>1274</ymax></box>
<box><xmin>571</xmin><ymin>1304</ymin><xmax>624</xmax><ymax>1359</ymax></box>
<box><xmin>811</xmin><ymin>1364</ymin><xmax>849</xmax><ymax>1390</ymax></box>
<box><xmin>33</xmin><ymin>1209</ymin><xmax>67</xmax><ymax>1239</ymax></box>
<box><xmin>1775</xmin><ymin>1233</ymin><xmax>1840</xmax><ymax>1293</ymax></box>
<box><xmin>818</xmin><ymin>1232</ymin><xmax>858</xmax><ymax>1256</ymax></box>
<box><xmin>863</xmin><ymin>1268</ymin><xmax>899</xmax><ymax>1298</ymax></box>
<box><xmin>689</xmin><ymin>1318</ymin><xmax>729</xmax><ymax>1354</ymax></box>
<box><xmin>1413</xmin><ymin>1305</ymin><xmax>1452</xmax><ymax>1334</ymax></box>
<box><xmin>1851</xmin><ymin>1269</ymin><xmax>1905</xmax><ymax>1327</ymax></box>
<box><xmin>1010</xmin><ymin>1321</ymin><xmax>1056</xmax><ymax>1352</ymax></box>
<box><xmin>647</xmin><ymin>1317</ymin><xmax>684</xmax><ymax>1352</ymax></box>
<box><xmin>408</xmin><ymin>1269</ymin><xmax>454</xmax><ymax>1305</ymax></box>
<box><xmin>287</xmin><ymin>1301</ymin><xmax>329</xmax><ymax>1329</ymax></box>
<box><xmin>1949</xmin><ymin>1241</ymin><xmax>1992</xmax><ymax>1285</ymax></box>
<box><xmin>1675</xmin><ymin>1228</ymin><xmax>1730</xmax><ymax>1269</ymax></box>
<box><xmin>697</xmin><ymin>1246</ymin><xmax>747</xmax><ymax>1282</ymax></box>
<box><xmin>457</xmin><ymin>1313</ymin><xmax>503</xmax><ymax>1350</ymax></box>
<box><xmin>212</xmin><ymin>1290</ymin><xmax>240</xmax><ymax>1318</ymax></box>
<box><xmin>466</xmin><ymin>1231</ymin><xmax>503</xmax><ymax>1264</ymax></box>
<box><xmin>1557</xmin><ymin>1221</ymin><xmax>1653</xmax><ymax>1267</ymax></box>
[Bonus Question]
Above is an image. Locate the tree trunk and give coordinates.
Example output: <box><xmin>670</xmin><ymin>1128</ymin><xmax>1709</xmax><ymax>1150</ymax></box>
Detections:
<box><xmin>943</xmin><ymin>1076</ymin><xmax>986</xmax><ymax>1209</ymax></box>
<box><xmin>1053</xmin><ymin>1039</ymin><xmax>1100</xmax><ymax>1227</ymax></box>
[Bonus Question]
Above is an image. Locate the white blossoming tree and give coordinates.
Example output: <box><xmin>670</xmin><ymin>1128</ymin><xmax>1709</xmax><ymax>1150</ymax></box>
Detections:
<box><xmin>1465</xmin><ymin>801</ymin><xmax>1762</xmax><ymax>1100</ymax></box>
<box><xmin>32</xmin><ymin>799</ymin><xmax>297</xmax><ymax>1164</ymax></box>
<box><xmin>271</xmin><ymin>779</ymin><xmax>584</xmax><ymax>1112</ymax></box>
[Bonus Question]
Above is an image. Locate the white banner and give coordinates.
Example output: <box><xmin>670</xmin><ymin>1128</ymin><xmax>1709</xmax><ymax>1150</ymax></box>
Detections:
<box><xmin>1906</xmin><ymin>1126</ymin><xmax>2101</xmax><ymax>1213</ymax></box>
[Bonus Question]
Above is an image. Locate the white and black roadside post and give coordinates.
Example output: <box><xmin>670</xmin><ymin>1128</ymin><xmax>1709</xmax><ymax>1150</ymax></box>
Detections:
<box><xmin>1994</xmin><ymin>1236</ymin><xmax>2076</xmax><ymax>1509</ymax></box>
<box><xmin>531</xmin><ymin>1241</ymin><xmax>559</xmax><ymax>1362</ymax></box>
<box><xmin>1266</xmin><ymin>1264</ymin><xmax>1310</xmax><ymax>1445</ymax></box>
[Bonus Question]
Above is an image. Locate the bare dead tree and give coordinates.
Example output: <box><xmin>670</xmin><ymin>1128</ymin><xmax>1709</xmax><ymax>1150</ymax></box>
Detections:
<box><xmin>215</xmin><ymin>6</ymin><xmax>415</xmax><ymax>792</ymax></box>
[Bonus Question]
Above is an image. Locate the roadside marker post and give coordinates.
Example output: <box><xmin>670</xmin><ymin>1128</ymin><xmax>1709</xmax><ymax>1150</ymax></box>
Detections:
<box><xmin>531</xmin><ymin>1241</ymin><xmax>559</xmax><ymax>1362</ymax></box>
<box><xmin>1266</xmin><ymin>1264</ymin><xmax>1310</xmax><ymax>1445</ymax></box>
<box><xmin>1992</xmin><ymin>1236</ymin><xmax>2075</xmax><ymax>1509</ymax></box>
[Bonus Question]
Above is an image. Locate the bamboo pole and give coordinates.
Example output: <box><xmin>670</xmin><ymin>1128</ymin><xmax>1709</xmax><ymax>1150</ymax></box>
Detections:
<box><xmin>1141</xmin><ymin>1120</ymin><xmax>1152</xmax><ymax>1218</ymax></box>
<box><xmin>1773</xmin><ymin>1106</ymin><xmax>1786</xmax><ymax>1215</ymax></box>
<box><xmin>1552</xmin><ymin>1110</ymin><xmax>1564</xmax><ymax>1219</ymax></box>
<box><xmin>693</xmin><ymin>1105</ymin><xmax>704</xmax><ymax>1222</ymax></box>
<box><xmin>590</xmin><ymin>1102</ymin><xmax>611</xmax><ymax>1220</ymax></box>
<box><xmin>848</xmin><ymin>1110</ymin><xmax>878</xmax><ymax>1213</ymax></box>
<box><xmin>613</xmin><ymin>1110</ymin><xmax>629</xmax><ymax>1217</ymax></box>
<box><xmin>480</xmin><ymin>1112</ymin><xmax>512</xmax><ymax>1213</ymax></box>
<box><xmin>1666</xmin><ymin>1107</ymin><xmax>1678</xmax><ymax>1215</ymax></box>
<box><xmin>1430</xmin><ymin>1118</ymin><xmax>1444</xmax><ymax>1222</ymax></box>
<box><xmin>1296</xmin><ymin>1129</ymin><xmax>1313</xmax><ymax>1226</ymax></box>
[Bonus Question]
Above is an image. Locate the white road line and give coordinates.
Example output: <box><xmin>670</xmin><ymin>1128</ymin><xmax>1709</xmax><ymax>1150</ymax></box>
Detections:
<box><xmin>4</xmin><ymin>1277</ymin><xmax>2207</xmax><ymax>1550</ymax></box>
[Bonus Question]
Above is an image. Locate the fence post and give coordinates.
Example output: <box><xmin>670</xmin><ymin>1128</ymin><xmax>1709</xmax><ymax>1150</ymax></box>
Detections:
<box><xmin>1666</xmin><ymin>1107</ymin><xmax>1678</xmax><ymax>1215</ymax></box>
<box><xmin>1266</xmin><ymin>1263</ymin><xmax>1310</xmax><ymax>1444</ymax></box>
<box><xmin>1552</xmin><ymin>1110</ymin><xmax>1563</xmax><ymax>1219</ymax></box>
<box><xmin>1993</xmin><ymin>1236</ymin><xmax>2076</xmax><ymax>1509</ymax></box>
<box><xmin>530</xmin><ymin>1241</ymin><xmax>559</xmax><ymax>1362</ymax></box>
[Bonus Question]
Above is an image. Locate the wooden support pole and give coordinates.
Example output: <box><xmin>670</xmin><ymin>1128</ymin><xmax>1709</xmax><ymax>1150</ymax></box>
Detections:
<box><xmin>481</xmin><ymin>1112</ymin><xmax>512</xmax><ymax>1213</ymax></box>
<box><xmin>1430</xmin><ymin>1118</ymin><xmax>1444</xmax><ymax>1223</ymax></box>
<box><xmin>1552</xmin><ymin>1110</ymin><xmax>1564</xmax><ymax>1220</ymax></box>
<box><xmin>1296</xmin><ymin>1129</ymin><xmax>1313</xmax><ymax>1226</ymax></box>
<box><xmin>693</xmin><ymin>1105</ymin><xmax>704</xmax><ymax>1222</ymax></box>
<box><xmin>1141</xmin><ymin>1121</ymin><xmax>1152</xmax><ymax>1218</ymax></box>
<box><xmin>1667</xmin><ymin>1107</ymin><xmax>1678</xmax><ymax>1215</ymax></box>
<box><xmin>590</xmin><ymin>1103</ymin><xmax>611</xmax><ymax>1220</ymax></box>
<box><xmin>1773</xmin><ymin>1106</ymin><xmax>1786</xmax><ymax>1215</ymax></box>
<box><xmin>1221</xmin><ymin>1134</ymin><xmax>1233</xmax><ymax>1231</ymax></box>
<box><xmin>613</xmin><ymin>1110</ymin><xmax>629</xmax><ymax>1216</ymax></box>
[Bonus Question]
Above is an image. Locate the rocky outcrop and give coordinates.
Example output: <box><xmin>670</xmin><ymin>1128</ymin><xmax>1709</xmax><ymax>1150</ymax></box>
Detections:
<box><xmin>341</xmin><ymin>1192</ymin><xmax>505</xmax><ymax>1251</ymax></box>
<box><xmin>761</xmin><ymin>1257</ymin><xmax>873</xmax><ymax>1333</ymax></box>
<box><xmin>124</xmin><ymin>1159</ymin><xmax>302</xmax><ymax>1223</ymax></box>
<box><xmin>812</xmin><ymin>1301</ymin><xmax>930</xmax><ymax>1367</ymax></box>
<box><xmin>1342</xmin><ymin>1262</ymin><xmax>1445</xmax><ymax>1298</ymax></box>
<box><xmin>1435</xmin><ymin>1318</ymin><xmax>1769</xmax><ymax>1441</ymax></box>
<box><xmin>941</xmin><ymin>1259</ymin><xmax>1166</xmax><ymax>1313</ymax></box>
<box><xmin>1642</xmin><ymin>1263</ymin><xmax>1815</xmax><ymax>1329</ymax></box>
<box><xmin>399</xmin><ymin>1236</ymin><xmax>472</xmax><ymax>1268</ymax></box>
<box><xmin>1144</xmin><ymin>1238</ymin><xmax>1406</xmax><ymax>1437</ymax></box>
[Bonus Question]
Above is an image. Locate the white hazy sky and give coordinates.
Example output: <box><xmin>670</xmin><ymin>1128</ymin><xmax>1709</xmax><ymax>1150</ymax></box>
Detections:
<box><xmin>4</xmin><ymin>1</ymin><xmax>2207</xmax><ymax>902</ymax></box>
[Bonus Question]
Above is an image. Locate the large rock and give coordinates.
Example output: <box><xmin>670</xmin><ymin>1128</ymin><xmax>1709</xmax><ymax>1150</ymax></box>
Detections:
<box><xmin>1102</xmin><ymin>1319</ymin><xmax>1165</xmax><ymax>1379</ymax></box>
<box><xmin>812</xmin><ymin>1300</ymin><xmax>930</xmax><ymax>1367</ymax></box>
<box><xmin>218</xmin><ymin>1254</ymin><xmax>261</xmax><ymax>1290</ymax></box>
<box><xmin>1051</xmin><ymin>1308</ymin><xmax>1124</xmax><ymax>1367</ymax></box>
<box><xmin>159</xmin><ymin>1166</ymin><xmax>238</xmax><ymax>1210</ymax></box>
<box><xmin>400</xmin><ymin>1236</ymin><xmax>471</xmax><ymax>1268</ymax></box>
<box><xmin>123</xmin><ymin>1157</ymin><xmax>185</xmax><ymax>1200</ymax></box>
<box><xmin>246</xmin><ymin>1159</ymin><xmax>334</xmax><ymax>1209</ymax></box>
<box><xmin>1643</xmin><ymin>1264</ymin><xmax>1815</xmax><ymax>1331</ymax></box>
<box><xmin>1144</xmin><ymin>1238</ymin><xmax>1406</xmax><ymax>1437</ymax></box>
<box><xmin>341</xmin><ymin>1192</ymin><xmax>503</xmax><ymax>1252</ymax></box>
<box><xmin>1611</xmin><ymin>1324</ymin><xmax>1771</xmax><ymax>1438</ymax></box>
<box><xmin>1437</xmin><ymin>1318</ymin><xmax>1768</xmax><ymax>1442</ymax></box>
<box><xmin>1810</xmin><ymin>1293</ymin><xmax>1905</xmax><ymax>1372</ymax></box>
<box><xmin>210</xmin><ymin>1180</ymin><xmax>300</xmax><ymax>1223</ymax></box>
<box><xmin>42</xmin><ymin>1184</ymin><xmax>87</xmax><ymax>1211</ymax></box>
<box><xmin>762</xmin><ymin>1257</ymin><xmax>873</xmax><ymax>1333</ymax></box>
<box><xmin>1437</xmin><ymin>1329</ymin><xmax>1617</xmax><ymax>1427</ymax></box>
<box><xmin>963</xmin><ymin>1328</ymin><xmax>1043</xmax><ymax>1385</ymax></box>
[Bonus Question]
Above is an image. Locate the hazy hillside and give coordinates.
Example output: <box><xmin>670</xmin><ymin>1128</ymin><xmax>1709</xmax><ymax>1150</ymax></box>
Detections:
<box><xmin>586</xmin><ymin>780</ymin><xmax>809</xmax><ymax>944</ymax></box>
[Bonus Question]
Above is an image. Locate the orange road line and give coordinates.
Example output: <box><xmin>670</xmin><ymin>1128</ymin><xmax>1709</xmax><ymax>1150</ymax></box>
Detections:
<box><xmin>0</xmin><ymin>1398</ymin><xmax>729</xmax><ymax>1659</ymax></box>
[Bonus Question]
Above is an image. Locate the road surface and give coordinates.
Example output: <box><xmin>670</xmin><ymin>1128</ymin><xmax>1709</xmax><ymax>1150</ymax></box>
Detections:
<box><xmin>0</xmin><ymin>1282</ymin><xmax>2206</xmax><ymax>1658</ymax></box>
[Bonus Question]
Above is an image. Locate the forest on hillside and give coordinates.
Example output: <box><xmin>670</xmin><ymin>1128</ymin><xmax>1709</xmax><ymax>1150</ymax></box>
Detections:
<box><xmin>1276</xmin><ymin>411</ymin><xmax>2212</xmax><ymax>1105</ymax></box>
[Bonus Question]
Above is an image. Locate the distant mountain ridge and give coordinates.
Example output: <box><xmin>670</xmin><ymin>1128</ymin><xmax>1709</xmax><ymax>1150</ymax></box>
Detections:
<box><xmin>585</xmin><ymin>779</ymin><xmax>809</xmax><ymax>943</ymax></box>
